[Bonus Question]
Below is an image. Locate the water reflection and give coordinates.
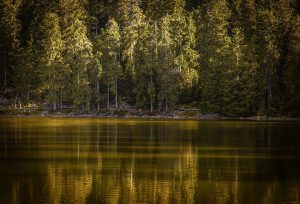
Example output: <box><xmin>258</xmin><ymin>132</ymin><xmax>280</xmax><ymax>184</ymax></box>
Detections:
<box><xmin>0</xmin><ymin>118</ymin><xmax>299</xmax><ymax>204</ymax></box>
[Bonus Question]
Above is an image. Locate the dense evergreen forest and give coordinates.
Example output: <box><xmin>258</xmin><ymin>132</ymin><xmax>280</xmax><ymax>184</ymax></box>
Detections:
<box><xmin>0</xmin><ymin>0</ymin><xmax>299</xmax><ymax>116</ymax></box>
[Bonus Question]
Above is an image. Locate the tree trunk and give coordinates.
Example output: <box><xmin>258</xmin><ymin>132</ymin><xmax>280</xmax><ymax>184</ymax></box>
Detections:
<box><xmin>52</xmin><ymin>77</ymin><xmax>57</xmax><ymax>110</ymax></box>
<box><xmin>53</xmin><ymin>94</ymin><xmax>57</xmax><ymax>111</ymax></box>
<box><xmin>53</xmin><ymin>101</ymin><xmax>56</xmax><ymax>110</ymax></box>
<box><xmin>179</xmin><ymin>31</ymin><xmax>182</xmax><ymax>73</ymax></box>
<box><xmin>77</xmin><ymin>73</ymin><xmax>80</xmax><ymax>108</ymax></box>
<box><xmin>95</xmin><ymin>1</ymin><xmax>100</xmax><ymax>112</ymax></box>
<box><xmin>107</xmin><ymin>77</ymin><xmax>110</xmax><ymax>108</ymax></box>
<box><xmin>3</xmin><ymin>54</ymin><xmax>7</xmax><ymax>91</ymax></box>
<box><xmin>165</xmin><ymin>98</ymin><xmax>168</xmax><ymax>112</ymax></box>
<box><xmin>96</xmin><ymin>79</ymin><xmax>100</xmax><ymax>111</ymax></box>
<box><xmin>60</xmin><ymin>89</ymin><xmax>63</xmax><ymax>109</ymax></box>
<box><xmin>27</xmin><ymin>84</ymin><xmax>30</xmax><ymax>104</ymax></box>
<box><xmin>150</xmin><ymin>97</ymin><xmax>153</xmax><ymax>113</ymax></box>
<box><xmin>95</xmin><ymin>0</ymin><xmax>98</xmax><ymax>36</ymax></box>
<box><xmin>87</xmin><ymin>100</ymin><xmax>90</xmax><ymax>113</ymax></box>
<box><xmin>115</xmin><ymin>78</ymin><xmax>118</xmax><ymax>109</ymax></box>
<box><xmin>154</xmin><ymin>21</ymin><xmax>158</xmax><ymax>56</ymax></box>
<box><xmin>150</xmin><ymin>75</ymin><xmax>153</xmax><ymax>113</ymax></box>
<box><xmin>14</xmin><ymin>94</ymin><xmax>18</xmax><ymax>109</ymax></box>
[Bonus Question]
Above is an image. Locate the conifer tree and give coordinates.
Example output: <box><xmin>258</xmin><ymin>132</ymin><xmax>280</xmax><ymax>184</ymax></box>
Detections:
<box><xmin>38</xmin><ymin>12</ymin><xmax>63</xmax><ymax>110</ymax></box>
<box><xmin>157</xmin><ymin>15</ymin><xmax>178</xmax><ymax>112</ymax></box>
<box><xmin>134</xmin><ymin>19</ymin><xmax>156</xmax><ymax>112</ymax></box>
<box><xmin>99</xmin><ymin>19</ymin><xmax>121</xmax><ymax>109</ymax></box>
<box><xmin>223</xmin><ymin>27</ymin><xmax>258</xmax><ymax>116</ymax></box>
<box><xmin>284</xmin><ymin>15</ymin><xmax>300</xmax><ymax>115</ymax></box>
<box><xmin>0</xmin><ymin>0</ymin><xmax>21</xmax><ymax>92</ymax></box>
<box><xmin>1</xmin><ymin>0</ymin><xmax>300</xmax><ymax>116</ymax></box>
<box><xmin>13</xmin><ymin>0</ymin><xmax>60</xmax><ymax>106</ymax></box>
<box><xmin>199</xmin><ymin>0</ymin><xmax>232</xmax><ymax>114</ymax></box>
<box><xmin>88</xmin><ymin>0</ymin><xmax>106</xmax><ymax>111</ymax></box>
<box><xmin>171</xmin><ymin>0</ymin><xmax>199</xmax><ymax>89</ymax></box>
<box><xmin>90</xmin><ymin>38</ymin><xmax>102</xmax><ymax>111</ymax></box>
<box><xmin>117</xmin><ymin>0</ymin><xmax>144</xmax><ymax>74</ymax></box>
<box><xmin>60</xmin><ymin>0</ymin><xmax>93</xmax><ymax>110</ymax></box>
<box><xmin>13</xmin><ymin>44</ymin><xmax>35</xmax><ymax>105</ymax></box>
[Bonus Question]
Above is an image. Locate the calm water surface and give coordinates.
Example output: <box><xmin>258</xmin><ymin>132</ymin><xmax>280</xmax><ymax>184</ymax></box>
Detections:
<box><xmin>0</xmin><ymin>117</ymin><xmax>299</xmax><ymax>204</ymax></box>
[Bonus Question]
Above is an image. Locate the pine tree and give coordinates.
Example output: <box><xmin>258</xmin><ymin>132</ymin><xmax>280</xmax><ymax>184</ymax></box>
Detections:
<box><xmin>273</xmin><ymin>0</ymin><xmax>297</xmax><ymax>114</ymax></box>
<box><xmin>1</xmin><ymin>0</ymin><xmax>300</xmax><ymax>116</ymax></box>
<box><xmin>134</xmin><ymin>19</ymin><xmax>156</xmax><ymax>112</ymax></box>
<box><xmin>111</xmin><ymin>0</ymin><xmax>145</xmax><ymax>106</ymax></box>
<box><xmin>199</xmin><ymin>0</ymin><xmax>232</xmax><ymax>114</ymax></box>
<box><xmin>88</xmin><ymin>0</ymin><xmax>106</xmax><ymax>111</ymax></box>
<box><xmin>99</xmin><ymin>19</ymin><xmax>121</xmax><ymax>109</ymax></box>
<box><xmin>170</xmin><ymin>0</ymin><xmax>199</xmax><ymax>89</ymax></box>
<box><xmin>38</xmin><ymin>12</ymin><xmax>63</xmax><ymax>110</ymax></box>
<box><xmin>12</xmin><ymin>0</ymin><xmax>60</xmax><ymax>106</ymax></box>
<box><xmin>284</xmin><ymin>15</ymin><xmax>300</xmax><ymax>115</ymax></box>
<box><xmin>223</xmin><ymin>27</ymin><xmax>258</xmax><ymax>116</ymax></box>
<box><xmin>117</xmin><ymin>0</ymin><xmax>144</xmax><ymax>73</ymax></box>
<box><xmin>60</xmin><ymin>0</ymin><xmax>93</xmax><ymax>110</ymax></box>
<box><xmin>143</xmin><ymin>0</ymin><xmax>175</xmax><ymax>21</ymax></box>
<box><xmin>12</xmin><ymin>45</ymin><xmax>34</xmax><ymax>106</ymax></box>
<box><xmin>0</xmin><ymin>0</ymin><xmax>21</xmax><ymax>92</ymax></box>
<box><xmin>255</xmin><ymin>5</ymin><xmax>281</xmax><ymax>114</ymax></box>
<box><xmin>90</xmin><ymin>37</ymin><xmax>102</xmax><ymax>111</ymax></box>
<box><xmin>157</xmin><ymin>15</ymin><xmax>178</xmax><ymax>112</ymax></box>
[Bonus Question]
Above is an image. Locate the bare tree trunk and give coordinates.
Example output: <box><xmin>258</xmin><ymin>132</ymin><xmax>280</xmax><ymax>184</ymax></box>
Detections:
<box><xmin>96</xmin><ymin>79</ymin><xmax>100</xmax><ymax>111</ymax></box>
<box><xmin>107</xmin><ymin>77</ymin><xmax>110</xmax><ymax>108</ymax></box>
<box><xmin>164</xmin><ymin>83</ymin><xmax>168</xmax><ymax>112</ymax></box>
<box><xmin>165</xmin><ymin>99</ymin><xmax>168</xmax><ymax>113</ymax></box>
<box><xmin>268</xmin><ymin>71</ymin><xmax>272</xmax><ymax>101</ymax></box>
<box><xmin>115</xmin><ymin>78</ymin><xmax>118</xmax><ymax>109</ymax></box>
<box><xmin>60</xmin><ymin>89</ymin><xmax>63</xmax><ymax>109</ymax></box>
<box><xmin>265</xmin><ymin>66</ymin><xmax>272</xmax><ymax>109</ymax></box>
<box><xmin>150</xmin><ymin>97</ymin><xmax>153</xmax><ymax>113</ymax></box>
<box><xmin>4</xmin><ymin>54</ymin><xmax>7</xmax><ymax>91</ymax></box>
<box><xmin>150</xmin><ymin>75</ymin><xmax>153</xmax><ymax>113</ymax></box>
<box><xmin>154</xmin><ymin>21</ymin><xmax>158</xmax><ymax>56</ymax></box>
<box><xmin>53</xmin><ymin>77</ymin><xmax>57</xmax><ymax>110</ymax></box>
<box><xmin>53</xmin><ymin>93</ymin><xmax>57</xmax><ymax>111</ymax></box>
<box><xmin>14</xmin><ymin>94</ymin><xmax>18</xmax><ymax>109</ymax></box>
<box><xmin>152</xmin><ymin>21</ymin><xmax>159</xmax><ymax>113</ymax></box>
<box><xmin>178</xmin><ymin>30</ymin><xmax>182</xmax><ymax>73</ymax></box>
<box><xmin>77</xmin><ymin>73</ymin><xmax>80</xmax><ymax>109</ymax></box>
<box><xmin>53</xmin><ymin>101</ymin><xmax>56</xmax><ymax>110</ymax></box>
<box><xmin>95</xmin><ymin>0</ymin><xmax>100</xmax><ymax>112</ymax></box>
<box><xmin>27</xmin><ymin>84</ymin><xmax>30</xmax><ymax>104</ymax></box>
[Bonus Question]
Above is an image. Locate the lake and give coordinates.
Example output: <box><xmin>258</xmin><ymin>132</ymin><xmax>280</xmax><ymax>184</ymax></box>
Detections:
<box><xmin>0</xmin><ymin>117</ymin><xmax>299</xmax><ymax>203</ymax></box>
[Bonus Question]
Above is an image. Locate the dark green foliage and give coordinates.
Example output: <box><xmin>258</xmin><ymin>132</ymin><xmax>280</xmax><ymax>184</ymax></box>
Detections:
<box><xmin>38</xmin><ymin>12</ymin><xmax>63</xmax><ymax>110</ymax></box>
<box><xmin>283</xmin><ymin>15</ymin><xmax>300</xmax><ymax>115</ymax></box>
<box><xmin>199</xmin><ymin>0</ymin><xmax>232</xmax><ymax>114</ymax></box>
<box><xmin>0</xmin><ymin>0</ymin><xmax>21</xmax><ymax>92</ymax></box>
<box><xmin>1</xmin><ymin>0</ymin><xmax>299</xmax><ymax>116</ymax></box>
<box><xmin>60</xmin><ymin>0</ymin><xmax>93</xmax><ymax>110</ymax></box>
<box><xmin>98</xmin><ymin>18</ymin><xmax>121</xmax><ymax>108</ymax></box>
<box><xmin>222</xmin><ymin>27</ymin><xmax>258</xmax><ymax>116</ymax></box>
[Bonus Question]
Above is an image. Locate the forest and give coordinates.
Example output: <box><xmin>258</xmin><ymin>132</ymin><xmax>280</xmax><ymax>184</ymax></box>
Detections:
<box><xmin>0</xmin><ymin>0</ymin><xmax>299</xmax><ymax>117</ymax></box>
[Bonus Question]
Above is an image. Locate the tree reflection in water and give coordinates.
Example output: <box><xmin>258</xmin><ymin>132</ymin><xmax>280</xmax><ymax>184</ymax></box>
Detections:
<box><xmin>0</xmin><ymin>118</ymin><xmax>299</xmax><ymax>204</ymax></box>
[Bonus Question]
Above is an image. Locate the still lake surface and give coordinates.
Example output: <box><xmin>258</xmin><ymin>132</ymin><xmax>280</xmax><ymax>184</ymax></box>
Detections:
<box><xmin>0</xmin><ymin>117</ymin><xmax>299</xmax><ymax>204</ymax></box>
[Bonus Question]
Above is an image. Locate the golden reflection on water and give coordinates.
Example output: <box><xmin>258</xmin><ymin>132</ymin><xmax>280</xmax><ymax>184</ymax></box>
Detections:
<box><xmin>0</xmin><ymin>117</ymin><xmax>299</xmax><ymax>204</ymax></box>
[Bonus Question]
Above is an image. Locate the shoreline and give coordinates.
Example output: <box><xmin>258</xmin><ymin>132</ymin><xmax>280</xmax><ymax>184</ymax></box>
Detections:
<box><xmin>1</xmin><ymin>112</ymin><xmax>299</xmax><ymax>122</ymax></box>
